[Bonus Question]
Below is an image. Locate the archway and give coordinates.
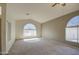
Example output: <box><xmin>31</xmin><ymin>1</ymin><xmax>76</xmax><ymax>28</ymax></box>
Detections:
<box><xmin>65</xmin><ymin>16</ymin><xmax>79</xmax><ymax>43</ymax></box>
<box><xmin>23</xmin><ymin>23</ymin><xmax>37</xmax><ymax>38</ymax></box>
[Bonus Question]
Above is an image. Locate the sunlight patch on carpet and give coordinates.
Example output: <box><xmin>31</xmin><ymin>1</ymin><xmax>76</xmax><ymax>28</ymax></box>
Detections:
<box><xmin>23</xmin><ymin>38</ymin><xmax>41</xmax><ymax>42</ymax></box>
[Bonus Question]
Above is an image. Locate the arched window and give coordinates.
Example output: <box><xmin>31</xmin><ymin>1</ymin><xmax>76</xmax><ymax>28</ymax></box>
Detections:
<box><xmin>23</xmin><ymin>23</ymin><xmax>37</xmax><ymax>37</ymax></box>
<box><xmin>66</xmin><ymin>16</ymin><xmax>79</xmax><ymax>43</ymax></box>
<box><xmin>67</xmin><ymin>16</ymin><xmax>79</xmax><ymax>27</ymax></box>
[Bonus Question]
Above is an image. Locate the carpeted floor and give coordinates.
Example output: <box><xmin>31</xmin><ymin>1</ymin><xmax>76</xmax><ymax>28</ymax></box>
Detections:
<box><xmin>8</xmin><ymin>38</ymin><xmax>79</xmax><ymax>55</ymax></box>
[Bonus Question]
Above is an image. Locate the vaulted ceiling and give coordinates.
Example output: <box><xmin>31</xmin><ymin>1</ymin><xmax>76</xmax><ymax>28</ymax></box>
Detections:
<box><xmin>6</xmin><ymin>3</ymin><xmax>79</xmax><ymax>23</ymax></box>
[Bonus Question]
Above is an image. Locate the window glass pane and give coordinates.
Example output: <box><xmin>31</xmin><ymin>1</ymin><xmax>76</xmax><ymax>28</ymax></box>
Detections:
<box><xmin>67</xmin><ymin>16</ymin><xmax>79</xmax><ymax>27</ymax></box>
<box><xmin>78</xmin><ymin>27</ymin><xmax>79</xmax><ymax>43</ymax></box>
<box><xmin>66</xmin><ymin>16</ymin><xmax>79</xmax><ymax>43</ymax></box>
<box><xmin>23</xmin><ymin>24</ymin><xmax>37</xmax><ymax>37</ymax></box>
<box><xmin>66</xmin><ymin>27</ymin><xmax>78</xmax><ymax>43</ymax></box>
<box><xmin>24</xmin><ymin>23</ymin><xmax>36</xmax><ymax>30</ymax></box>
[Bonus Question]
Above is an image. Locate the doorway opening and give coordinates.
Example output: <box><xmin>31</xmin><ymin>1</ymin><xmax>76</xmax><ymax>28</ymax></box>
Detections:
<box><xmin>65</xmin><ymin>16</ymin><xmax>79</xmax><ymax>43</ymax></box>
<box><xmin>23</xmin><ymin>23</ymin><xmax>37</xmax><ymax>38</ymax></box>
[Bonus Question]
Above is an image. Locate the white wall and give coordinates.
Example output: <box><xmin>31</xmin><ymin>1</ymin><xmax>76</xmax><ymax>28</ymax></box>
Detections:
<box><xmin>6</xmin><ymin>20</ymin><xmax>15</xmax><ymax>53</ymax></box>
<box><xmin>5</xmin><ymin>4</ymin><xmax>16</xmax><ymax>53</ymax></box>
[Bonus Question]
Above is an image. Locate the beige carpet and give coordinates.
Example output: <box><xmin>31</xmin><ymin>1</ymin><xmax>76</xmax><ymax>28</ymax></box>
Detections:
<box><xmin>8</xmin><ymin>38</ymin><xmax>79</xmax><ymax>55</ymax></box>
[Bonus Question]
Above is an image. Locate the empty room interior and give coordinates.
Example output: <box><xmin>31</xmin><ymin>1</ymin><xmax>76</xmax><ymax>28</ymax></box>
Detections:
<box><xmin>0</xmin><ymin>3</ymin><xmax>79</xmax><ymax>55</ymax></box>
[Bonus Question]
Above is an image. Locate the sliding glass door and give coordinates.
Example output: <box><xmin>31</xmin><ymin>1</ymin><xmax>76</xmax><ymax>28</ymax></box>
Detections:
<box><xmin>65</xmin><ymin>16</ymin><xmax>79</xmax><ymax>43</ymax></box>
<box><xmin>66</xmin><ymin>27</ymin><xmax>78</xmax><ymax>43</ymax></box>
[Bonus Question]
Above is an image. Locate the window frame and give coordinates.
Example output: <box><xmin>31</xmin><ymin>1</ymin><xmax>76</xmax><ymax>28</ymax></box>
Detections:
<box><xmin>23</xmin><ymin>23</ymin><xmax>37</xmax><ymax>37</ymax></box>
